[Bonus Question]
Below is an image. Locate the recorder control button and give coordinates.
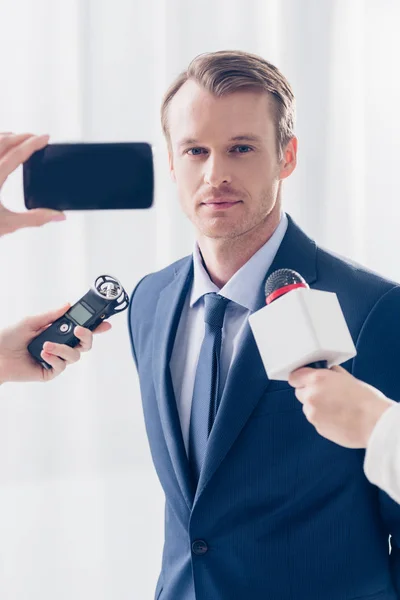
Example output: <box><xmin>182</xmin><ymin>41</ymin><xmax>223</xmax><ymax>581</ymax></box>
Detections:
<box><xmin>58</xmin><ymin>321</ymin><xmax>72</xmax><ymax>334</ymax></box>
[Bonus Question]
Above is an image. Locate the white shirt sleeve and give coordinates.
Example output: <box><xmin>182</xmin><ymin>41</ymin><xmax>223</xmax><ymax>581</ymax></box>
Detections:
<box><xmin>364</xmin><ymin>402</ymin><xmax>400</xmax><ymax>503</ymax></box>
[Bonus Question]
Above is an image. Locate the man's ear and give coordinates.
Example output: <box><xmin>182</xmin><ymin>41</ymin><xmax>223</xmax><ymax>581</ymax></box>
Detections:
<box><xmin>168</xmin><ymin>149</ymin><xmax>176</xmax><ymax>182</ymax></box>
<box><xmin>279</xmin><ymin>136</ymin><xmax>298</xmax><ymax>181</ymax></box>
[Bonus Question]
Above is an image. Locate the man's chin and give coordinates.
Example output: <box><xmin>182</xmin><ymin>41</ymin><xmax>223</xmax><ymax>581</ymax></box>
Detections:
<box><xmin>199</xmin><ymin>223</ymin><xmax>245</xmax><ymax>240</ymax></box>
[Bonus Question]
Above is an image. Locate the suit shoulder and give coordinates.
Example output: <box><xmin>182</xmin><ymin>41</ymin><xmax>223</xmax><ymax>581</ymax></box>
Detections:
<box><xmin>129</xmin><ymin>255</ymin><xmax>191</xmax><ymax>316</ymax></box>
<box><xmin>316</xmin><ymin>244</ymin><xmax>399</xmax><ymax>300</ymax></box>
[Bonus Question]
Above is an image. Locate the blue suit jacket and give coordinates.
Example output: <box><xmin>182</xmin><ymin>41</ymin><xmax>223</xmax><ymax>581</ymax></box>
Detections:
<box><xmin>128</xmin><ymin>215</ymin><xmax>400</xmax><ymax>600</ymax></box>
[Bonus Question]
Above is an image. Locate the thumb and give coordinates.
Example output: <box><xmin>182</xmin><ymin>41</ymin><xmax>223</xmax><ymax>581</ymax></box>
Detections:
<box><xmin>330</xmin><ymin>365</ymin><xmax>349</xmax><ymax>375</ymax></box>
<box><xmin>13</xmin><ymin>208</ymin><xmax>66</xmax><ymax>230</ymax></box>
<box><xmin>25</xmin><ymin>303</ymin><xmax>71</xmax><ymax>333</ymax></box>
<box><xmin>288</xmin><ymin>367</ymin><xmax>317</xmax><ymax>388</ymax></box>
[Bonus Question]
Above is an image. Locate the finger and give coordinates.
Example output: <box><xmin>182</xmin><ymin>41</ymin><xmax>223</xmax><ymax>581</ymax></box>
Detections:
<box><xmin>73</xmin><ymin>327</ymin><xmax>93</xmax><ymax>352</ymax></box>
<box><xmin>74</xmin><ymin>321</ymin><xmax>112</xmax><ymax>351</ymax></box>
<box><xmin>42</xmin><ymin>341</ymin><xmax>81</xmax><ymax>364</ymax></box>
<box><xmin>288</xmin><ymin>367</ymin><xmax>316</xmax><ymax>388</ymax></box>
<box><xmin>40</xmin><ymin>350</ymin><xmax>67</xmax><ymax>375</ymax></box>
<box><xmin>7</xmin><ymin>207</ymin><xmax>66</xmax><ymax>231</ymax></box>
<box><xmin>302</xmin><ymin>402</ymin><xmax>315</xmax><ymax>422</ymax></box>
<box><xmin>294</xmin><ymin>388</ymin><xmax>306</xmax><ymax>405</ymax></box>
<box><xmin>93</xmin><ymin>321</ymin><xmax>112</xmax><ymax>334</ymax></box>
<box><xmin>25</xmin><ymin>303</ymin><xmax>71</xmax><ymax>332</ymax></box>
<box><xmin>0</xmin><ymin>133</ymin><xmax>34</xmax><ymax>158</ymax></box>
<box><xmin>0</xmin><ymin>134</ymin><xmax>49</xmax><ymax>185</ymax></box>
<box><xmin>330</xmin><ymin>365</ymin><xmax>347</xmax><ymax>375</ymax></box>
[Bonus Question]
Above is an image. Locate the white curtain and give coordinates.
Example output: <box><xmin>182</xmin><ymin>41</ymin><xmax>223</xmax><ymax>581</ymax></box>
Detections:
<box><xmin>0</xmin><ymin>0</ymin><xmax>399</xmax><ymax>598</ymax></box>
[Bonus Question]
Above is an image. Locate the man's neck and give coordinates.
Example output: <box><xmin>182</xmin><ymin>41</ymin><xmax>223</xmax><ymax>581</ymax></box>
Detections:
<box><xmin>197</xmin><ymin>210</ymin><xmax>282</xmax><ymax>288</ymax></box>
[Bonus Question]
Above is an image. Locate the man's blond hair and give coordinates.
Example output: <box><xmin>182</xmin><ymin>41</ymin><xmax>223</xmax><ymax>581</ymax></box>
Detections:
<box><xmin>161</xmin><ymin>50</ymin><xmax>296</xmax><ymax>159</ymax></box>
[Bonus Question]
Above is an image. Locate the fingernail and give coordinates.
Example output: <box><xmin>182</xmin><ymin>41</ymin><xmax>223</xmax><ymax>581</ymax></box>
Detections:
<box><xmin>44</xmin><ymin>342</ymin><xmax>54</xmax><ymax>351</ymax></box>
<box><xmin>51</xmin><ymin>213</ymin><xmax>66</xmax><ymax>222</ymax></box>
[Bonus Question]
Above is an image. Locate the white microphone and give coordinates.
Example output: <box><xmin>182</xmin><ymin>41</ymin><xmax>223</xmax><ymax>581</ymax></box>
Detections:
<box><xmin>248</xmin><ymin>269</ymin><xmax>357</xmax><ymax>381</ymax></box>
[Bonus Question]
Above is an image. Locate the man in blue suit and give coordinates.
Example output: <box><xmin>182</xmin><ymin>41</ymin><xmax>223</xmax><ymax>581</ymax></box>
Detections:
<box><xmin>128</xmin><ymin>50</ymin><xmax>400</xmax><ymax>599</ymax></box>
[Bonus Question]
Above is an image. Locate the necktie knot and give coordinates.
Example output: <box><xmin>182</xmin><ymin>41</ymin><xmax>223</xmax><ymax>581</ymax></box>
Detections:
<box><xmin>203</xmin><ymin>293</ymin><xmax>229</xmax><ymax>329</ymax></box>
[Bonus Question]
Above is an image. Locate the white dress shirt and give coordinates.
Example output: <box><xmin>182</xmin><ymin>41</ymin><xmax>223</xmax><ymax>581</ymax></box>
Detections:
<box><xmin>170</xmin><ymin>212</ymin><xmax>288</xmax><ymax>455</ymax></box>
<box><xmin>364</xmin><ymin>402</ymin><xmax>400</xmax><ymax>504</ymax></box>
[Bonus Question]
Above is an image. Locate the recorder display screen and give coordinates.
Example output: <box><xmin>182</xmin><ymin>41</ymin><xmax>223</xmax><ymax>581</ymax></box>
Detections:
<box><xmin>68</xmin><ymin>303</ymin><xmax>93</xmax><ymax>326</ymax></box>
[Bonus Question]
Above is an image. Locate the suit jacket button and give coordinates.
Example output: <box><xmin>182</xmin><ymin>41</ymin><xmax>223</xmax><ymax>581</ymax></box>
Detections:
<box><xmin>192</xmin><ymin>540</ymin><xmax>208</xmax><ymax>555</ymax></box>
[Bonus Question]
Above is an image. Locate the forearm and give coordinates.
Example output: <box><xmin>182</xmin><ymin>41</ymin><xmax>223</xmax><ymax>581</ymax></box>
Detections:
<box><xmin>364</xmin><ymin>403</ymin><xmax>400</xmax><ymax>504</ymax></box>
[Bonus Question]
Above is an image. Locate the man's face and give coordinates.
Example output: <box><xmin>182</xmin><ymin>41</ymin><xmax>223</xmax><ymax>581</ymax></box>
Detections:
<box><xmin>167</xmin><ymin>80</ymin><xmax>296</xmax><ymax>241</ymax></box>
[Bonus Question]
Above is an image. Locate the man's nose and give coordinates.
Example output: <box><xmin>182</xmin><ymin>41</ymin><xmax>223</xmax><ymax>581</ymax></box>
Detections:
<box><xmin>203</xmin><ymin>156</ymin><xmax>232</xmax><ymax>187</ymax></box>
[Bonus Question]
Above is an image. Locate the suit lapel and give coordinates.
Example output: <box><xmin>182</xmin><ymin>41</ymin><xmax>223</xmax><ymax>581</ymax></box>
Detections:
<box><xmin>152</xmin><ymin>258</ymin><xmax>195</xmax><ymax>509</ymax></box>
<box><xmin>195</xmin><ymin>215</ymin><xmax>318</xmax><ymax>500</ymax></box>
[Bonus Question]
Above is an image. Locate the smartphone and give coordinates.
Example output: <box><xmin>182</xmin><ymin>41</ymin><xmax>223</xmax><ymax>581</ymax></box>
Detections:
<box><xmin>23</xmin><ymin>142</ymin><xmax>154</xmax><ymax>211</ymax></box>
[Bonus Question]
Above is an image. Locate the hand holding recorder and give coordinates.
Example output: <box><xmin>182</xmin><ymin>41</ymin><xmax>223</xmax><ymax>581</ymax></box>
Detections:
<box><xmin>27</xmin><ymin>275</ymin><xmax>129</xmax><ymax>371</ymax></box>
<box><xmin>0</xmin><ymin>304</ymin><xmax>111</xmax><ymax>384</ymax></box>
<box><xmin>0</xmin><ymin>274</ymin><xmax>129</xmax><ymax>384</ymax></box>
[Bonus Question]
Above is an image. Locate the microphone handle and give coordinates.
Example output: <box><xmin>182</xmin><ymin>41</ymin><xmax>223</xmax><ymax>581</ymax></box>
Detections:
<box><xmin>306</xmin><ymin>360</ymin><xmax>328</xmax><ymax>369</ymax></box>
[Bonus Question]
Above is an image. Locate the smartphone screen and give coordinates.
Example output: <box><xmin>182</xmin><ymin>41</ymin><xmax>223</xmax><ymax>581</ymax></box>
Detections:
<box><xmin>23</xmin><ymin>142</ymin><xmax>154</xmax><ymax>211</ymax></box>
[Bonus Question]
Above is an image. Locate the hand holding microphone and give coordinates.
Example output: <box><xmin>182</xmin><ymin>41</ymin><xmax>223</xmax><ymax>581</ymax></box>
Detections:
<box><xmin>249</xmin><ymin>268</ymin><xmax>395</xmax><ymax>451</ymax></box>
<box><xmin>288</xmin><ymin>366</ymin><xmax>395</xmax><ymax>449</ymax></box>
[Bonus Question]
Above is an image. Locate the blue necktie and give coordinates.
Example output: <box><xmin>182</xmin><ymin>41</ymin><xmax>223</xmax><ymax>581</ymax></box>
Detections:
<box><xmin>188</xmin><ymin>293</ymin><xmax>229</xmax><ymax>485</ymax></box>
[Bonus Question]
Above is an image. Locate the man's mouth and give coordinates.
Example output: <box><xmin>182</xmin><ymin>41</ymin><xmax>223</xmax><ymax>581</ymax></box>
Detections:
<box><xmin>202</xmin><ymin>198</ymin><xmax>242</xmax><ymax>208</ymax></box>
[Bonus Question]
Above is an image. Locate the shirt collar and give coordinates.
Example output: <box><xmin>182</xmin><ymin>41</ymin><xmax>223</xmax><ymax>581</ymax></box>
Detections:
<box><xmin>190</xmin><ymin>212</ymin><xmax>288</xmax><ymax>312</ymax></box>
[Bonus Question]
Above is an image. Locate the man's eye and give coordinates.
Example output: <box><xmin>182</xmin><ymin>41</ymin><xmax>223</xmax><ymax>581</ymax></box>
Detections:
<box><xmin>187</xmin><ymin>148</ymin><xmax>206</xmax><ymax>156</ymax></box>
<box><xmin>232</xmin><ymin>145</ymin><xmax>253</xmax><ymax>153</ymax></box>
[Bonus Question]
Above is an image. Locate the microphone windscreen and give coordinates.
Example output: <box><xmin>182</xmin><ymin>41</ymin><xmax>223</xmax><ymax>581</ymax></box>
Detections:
<box><xmin>265</xmin><ymin>269</ymin><xmax>308</xmax><ymax>303</ymax></box>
